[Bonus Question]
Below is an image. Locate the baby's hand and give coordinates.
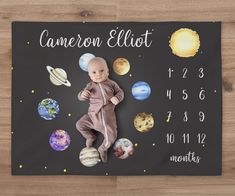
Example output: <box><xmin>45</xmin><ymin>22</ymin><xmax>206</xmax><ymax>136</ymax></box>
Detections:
<box><xmin>110</xmin><ymin>96</ymin><xmax>119</xmax><ymax>105</ymax></box>
<box><xmin>81</xmin><ymin>90</ymin><xmax>91</xmax><ymax>100</ymax></box>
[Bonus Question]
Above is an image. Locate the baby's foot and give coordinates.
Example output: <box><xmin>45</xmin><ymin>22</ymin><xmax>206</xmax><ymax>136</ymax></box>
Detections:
<box><xmin>98</xmin><ymin>149</ymin><xmax>107</xmax><ymax>163</ymax></box>
<box><xmin>86</xmin><ymin>136</ymin><xmax>96</xmax><ymax>147</ymax></box>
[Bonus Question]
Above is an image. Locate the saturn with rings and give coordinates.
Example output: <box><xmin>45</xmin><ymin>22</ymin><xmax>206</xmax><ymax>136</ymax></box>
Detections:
<box><xmin>46</xmin><ymin>65</ymin><xmax>71</xmax><ymax>87</ymax></box>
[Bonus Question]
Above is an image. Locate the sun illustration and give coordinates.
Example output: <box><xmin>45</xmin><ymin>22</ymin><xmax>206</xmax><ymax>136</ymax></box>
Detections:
<box><xmin>169</xmin><ymin>28</ymin><xmax>200</xmax><ymax>58</ymax></box>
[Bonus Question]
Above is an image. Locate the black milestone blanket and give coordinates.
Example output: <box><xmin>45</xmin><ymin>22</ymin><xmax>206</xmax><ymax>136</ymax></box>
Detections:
<box><xmin>12</xmin><ymin>22</ymin><xmax>222</xmax><ymax>175</ymax></box>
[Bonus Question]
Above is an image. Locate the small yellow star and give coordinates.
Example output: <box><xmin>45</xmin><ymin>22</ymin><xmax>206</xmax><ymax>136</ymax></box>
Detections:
<box><xmin>129</xmin><ymin>74</ymin><xmax>132</xmax><ymax>77</ymax></box>
<box><xmin>143</xmin><ymin>169</ymin><xmax>146</xmax><ymax>173</ymax></box>
<box><xmin>31</xmin><ymin>90</ymin><xmax>35</xmax><ymax>94</ymax></box>
<box><xmin>134</xmin><ymin>143</ymin><xmax>138</xmax><ymax>147</ymax></box>
<box><xmin>44</xmin><ymin>166</ymin><xmax>47</xmax><ymax>169</ymax></box>
<box><xmin>68</xmin><ymin>113</ymin><xmax>72</xmax><ymax>117</ymax></box>
<box><xmin>152</xmin><ymin>143</ymin><xmax>155</xmax><ymax>146</ymax></box>
<box><xmin>63</xmin><ymin>169</ymin><xmax>67</xmax><ymax>173</ymax></box>
<box><xmin>19</xmin><ymin>165</ymin><xmax>23</xmax><ymax>169</ymax></box>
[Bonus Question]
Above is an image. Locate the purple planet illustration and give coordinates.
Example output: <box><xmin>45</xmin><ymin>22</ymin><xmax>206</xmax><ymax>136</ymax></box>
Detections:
<box><xmin>49</xmin><ymin>130</ymin><xmax>71</xmax><ymax>151</ymax></box>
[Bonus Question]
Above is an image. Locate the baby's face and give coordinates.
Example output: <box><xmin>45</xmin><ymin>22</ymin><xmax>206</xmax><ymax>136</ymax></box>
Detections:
<box><xmin>88</xmin><ymin>63</ymin><xmax>109</xmax><ymax>83</ymax></box>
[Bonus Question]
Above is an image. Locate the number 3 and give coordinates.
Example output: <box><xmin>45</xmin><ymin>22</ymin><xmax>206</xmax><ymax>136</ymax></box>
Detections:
<box><xmin>199</xmin><ymin>68</ymin><xmax>204</xmax><ymax>78</ymax></box>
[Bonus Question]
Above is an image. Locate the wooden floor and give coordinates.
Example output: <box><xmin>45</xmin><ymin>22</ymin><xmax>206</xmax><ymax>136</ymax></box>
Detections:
<box><xmin>0</xmin><ymin>0</ymin><xmax>235</xmax><ymax>195</ymax></box>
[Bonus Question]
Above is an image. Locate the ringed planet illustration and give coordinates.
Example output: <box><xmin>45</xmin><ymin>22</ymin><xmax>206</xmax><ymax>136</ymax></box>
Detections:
<box><xmin>46</xmin><ymin>66</ymin><xmax>71</xmax><ymax>87</ymax></box>
<box><xmin>113</xmin><ymin>57</ymin><xmax>130</xmax><ymax>75</ymax></box>
<box><xmin>113</xmin><ymin>138</ymin><xmax>134</xmax><ymax>159</ymax></box>
<box><xmin>49</xmin><ymin>130</ymin><xmax>71</xmax><ymax>151</ymax></box>
<box><xmin>79</xmin><ymin>53</ymin><xmax>96</xmax><ymax>72</ymax></box>
<box><xmin>132</xmin><ymin>81</ymin><xmax>151</xmax><ymax>100</ymax></box>
<box><xmin>134</xmin><ymin>112</ymin><xmax>154</xmax><ymax>133</ymax></box>
<box><xmin>169</xmin><ymin>28</ymin><xmax>200</xmax><ymax>58</ymax></box>
<box><xmin>79</xmin><ymin>147</ymin><xmax>101</xmax><ymax>167</ymax></box>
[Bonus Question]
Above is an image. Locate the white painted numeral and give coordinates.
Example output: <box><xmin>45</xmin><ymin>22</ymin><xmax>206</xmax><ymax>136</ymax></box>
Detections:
<box><xmin>197</xmin><ymin>133</ymin><xmax>206</xmax><ymax>144</ymax></box>
<box><xmin>168</xmin><ymin>68</ymin><xmax>173</xmax><ymax>78</ymax></box>
<box><xmin>182</xmin><ymin>133</ymin><xmax>190</xmax><ymax>143</ymax></box>
<box><xmin>199</xmin><ymin>111</ymin><xmax>205</xmax><ymax>122</ymax></box>
<box><xmin>199</xmin><ymin>89</ymin><xmax>206</xmax><ymax>100</ymax></box>
<box><xmin>166</xmin><ymin>133</ymin><xmax>175</xmax><ymax>144</ymax></box>
<box><xmin>182</xmin><ymin>89</ymin><xmax>188</xmax><ymax>100</ymax></box>
<box><xmin>183</xmin><ymin>111</ymin><xmax>188</xmax><ymax>122</ymax></box>
<box><xmin>167</xmin><ymin>89</ymin><xmax>172</xmax><ymax>100</ymax></box>
<box><xmin>199</xmin><ymin>68</ymin><xmax>204</xmax><ymax>78</ymax></box>
<box><xmin>167</xmin><ymin>111</ymin><xmax>172</xmax><ymax>122</ymax></box>
<box><xmin>182</xmin><ymin>68</ymin><xmax>188</xmax><ymax>78</ymax></box>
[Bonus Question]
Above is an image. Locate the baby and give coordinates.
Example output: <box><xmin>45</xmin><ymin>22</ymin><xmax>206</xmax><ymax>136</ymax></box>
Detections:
<box><xmin>76</xmin><ymin>57</ymin><xmax>124</xmax><ymax>162</ymax></box>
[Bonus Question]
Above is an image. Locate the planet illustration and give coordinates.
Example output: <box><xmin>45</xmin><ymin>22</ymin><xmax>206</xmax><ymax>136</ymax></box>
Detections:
<box><xmin>38</xmin><ymin>98</ymin><xmax>59</xmax><ymax>120</ymax></box>
<box><xmin>131</xmin><ymin>81</ymin><xmax>151</xmax><ymax>100</ymax></box>
<box><xmin>79</xmin><ymin>147</ymin><xmax>101</xmax><ymax>167</ymax></box>
<box><xmin>113</xmin><ymin>58</ymin><xmax>130</xmax><ymax>75</ymax></box>
<box><xmin>134</xmin><ymin>112</ymin><xmax>154</xmax><ymax>133</ymax></box>
<box><xmin>46</xmin><ymin>66</ymin><xmax>71</xmax><ymax>87</ymax></box>
<box><xmin>169</xmin><ymin>28</ymin><xmax>200</xmax><ymax>58</ymax></box>
<box><xmin>113</xmin><ymin>138</ymin><xmax>134</xmax><ymax>159</ymax></box>
<box><xmin>49</xmin><ymin>130</ymin><xmax>71</xmax><ymax>151</ymax></box>
<box><xmin>79</xmin><ymin>53</ymin><xmax>95</xmax><ymax>72</ymax></box>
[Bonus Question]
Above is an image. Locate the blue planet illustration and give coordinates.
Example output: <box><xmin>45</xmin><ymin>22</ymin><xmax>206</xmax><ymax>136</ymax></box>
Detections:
<box><xmin>131</xmin><ymin>81</ymin><xmax>151</xmax><ymax>100</ymax></box>
<box><xmin>49</xmin><ymin>130</ymin><xmax>71</xmax><ymax>151</ymax></box>
<box><xmin>79</xmin><ymin>53</ymin><xmax>95</xmax><ymax>72</ymax></box>
<box><xmin>38</xmin><ymin>98</ymin><xmax>59</xmax><ymax>120</ymax></box>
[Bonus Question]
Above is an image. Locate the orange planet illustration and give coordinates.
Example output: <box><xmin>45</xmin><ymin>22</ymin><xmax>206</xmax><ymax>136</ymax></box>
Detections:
<box><xmin>113</xmin><ymin>58</ymin><xmax>130</xmax><ymax>75</ymax></box>
<box><xmin>134</xmin><ymin>112</ymin><xmax>154</xmax><ymax>133</ymax></box>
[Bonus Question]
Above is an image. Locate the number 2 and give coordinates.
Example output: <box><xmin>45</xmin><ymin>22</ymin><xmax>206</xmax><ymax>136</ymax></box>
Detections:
<box><xmin>182</xmin><ymin>68</ymin><xmax>187</xmax><ymax>78</ymax></box>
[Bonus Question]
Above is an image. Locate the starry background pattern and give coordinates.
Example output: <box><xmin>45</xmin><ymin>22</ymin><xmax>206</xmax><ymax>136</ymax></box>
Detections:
<box><xmin>12</xmin><ymin>22</ymin><xmax>222</xmax><ymax>175</ymax></box>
